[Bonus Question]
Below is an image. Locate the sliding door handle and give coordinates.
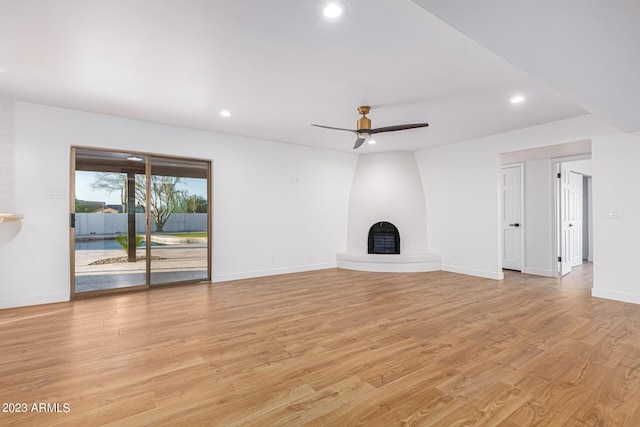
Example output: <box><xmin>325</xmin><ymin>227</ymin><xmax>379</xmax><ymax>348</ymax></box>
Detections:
<box><xmin>509</xmin><ymin>223</ymin><xmax>520</xmax><ymax>227</ymax></box>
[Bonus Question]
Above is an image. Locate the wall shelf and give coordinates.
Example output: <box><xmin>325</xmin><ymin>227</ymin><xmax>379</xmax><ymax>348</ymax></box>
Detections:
<box><xmin>0</xmin><ymin>213</ymin><xmax>24</xmax><ymax>223</ymax></box>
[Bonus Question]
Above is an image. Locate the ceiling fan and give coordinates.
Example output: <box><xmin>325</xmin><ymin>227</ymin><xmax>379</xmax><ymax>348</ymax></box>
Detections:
<box><xmin>311</xmin><ymin>106</ymin><xmax>429</xmax><ymax>149</ymax></box>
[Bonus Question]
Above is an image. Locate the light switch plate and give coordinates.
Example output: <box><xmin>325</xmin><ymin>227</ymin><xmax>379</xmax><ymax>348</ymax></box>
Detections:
<box><xmin>46</xmin><ymin>189</ymin><xmax>64</xmax><ymax>199</ymax></box>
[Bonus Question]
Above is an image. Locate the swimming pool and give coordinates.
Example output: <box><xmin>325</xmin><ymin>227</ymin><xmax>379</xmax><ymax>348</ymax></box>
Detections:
<box><xmin>75</xmin><ymin>239</ymin><xmax>164</xmax><ymax>251</ymax></box>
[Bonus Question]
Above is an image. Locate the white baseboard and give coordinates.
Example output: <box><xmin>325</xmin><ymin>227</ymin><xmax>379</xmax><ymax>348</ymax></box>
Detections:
<box><xmin>523</xmin><ymin>267</ymin><xmax>556</xmax><ymax>278</ymax></box>
<box><xmin>441</xmin><ymin>264</ymin><xmax>504</xmax><ymax>280</ymax></box>
<box><xmin>0</xmin><ymin>292</ymin><xmax>69</xmax><ymax>310</ymax></box>
<box><xmin>592</xmin><ymin>288</ymin><xmax>640</xmax><ymax>305</ymax></box>
<box><xmin>213</xmin><ymin>262</ymin><xmax>337</xmax><ymax>283</ymax></box>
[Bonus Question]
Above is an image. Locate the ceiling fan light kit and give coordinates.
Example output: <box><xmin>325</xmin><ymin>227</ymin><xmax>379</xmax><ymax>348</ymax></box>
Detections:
<box><xmin>311</xmin><ymin>106</ymin><xmax>428</xmax><ymax>150</ymax></box>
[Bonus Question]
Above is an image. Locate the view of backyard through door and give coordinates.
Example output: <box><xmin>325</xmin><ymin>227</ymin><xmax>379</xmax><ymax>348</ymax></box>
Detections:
<box><xmin>71</xmin><ymin>148</ymin><xmax>211</xmax><ymax>296</ymax></box>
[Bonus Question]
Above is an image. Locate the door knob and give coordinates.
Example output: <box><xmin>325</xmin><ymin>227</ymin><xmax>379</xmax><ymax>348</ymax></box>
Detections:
<box><xmin>569</xmin><ymin>224</ymin><xmax>574</xmax><ymax>227</ymax></box>
<box><xmin>509</xmin><ymin>223</ymin><xmax>520</xmax><ymax>227</ymax></box>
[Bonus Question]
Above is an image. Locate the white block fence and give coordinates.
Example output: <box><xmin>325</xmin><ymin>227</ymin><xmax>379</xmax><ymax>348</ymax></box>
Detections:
<box><xmin>74</xmin><ymin>213</ymin><xmax>207</xmax><ymax>236</ymax></box>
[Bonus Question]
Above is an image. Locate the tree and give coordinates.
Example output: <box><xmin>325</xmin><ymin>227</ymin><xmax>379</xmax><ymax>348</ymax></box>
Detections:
<box><xmin>149</xmin><ymin>176</ymin><xmax>184</xmax><ymax>232</ymax></box>
<box><xmin>90</xmin><ymin>173</ymin><xmax>128</xmax><ymax>211</ymax></box>
<box><xmin>75</xmin><ymin>199</ymin><xmax>93</xmax><ymax>213</ymax></box>
<box><xmin>176</xmin><ymin>194</ymin><xmax>208</xmax><ymax>213</ymax></box>
<box><xmin>91</xmin><ymin>173</ymin><xmax>184</xmax><ymax>232</ymax></box>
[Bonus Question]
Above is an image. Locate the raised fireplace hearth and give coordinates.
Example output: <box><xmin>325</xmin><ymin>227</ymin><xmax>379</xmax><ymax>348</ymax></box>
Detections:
<box><xmin>336</xmin><ymin>252</ymin><xmax>441</xmax><ymax>273</ymax></box>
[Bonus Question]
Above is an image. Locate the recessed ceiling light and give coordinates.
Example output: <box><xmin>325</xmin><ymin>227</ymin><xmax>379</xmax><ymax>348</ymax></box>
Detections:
<box><xmin>368</xmin><ymin>139</ymin><xmax>376</xmax><ymax>145</ymax></box>
<box><xmin>126</xmin><ymin>155</ymin><xmax>144</xmax><ymax>162</ymax></box>
<box><xmin>220</xmin><ymin>110</ymin><xmax>231</xmax><ymax>117</ymax></box>
<box><xmin>510</xmin><ymin>95</ymin><xmax>525</xmax><ymax>104</ymax></box>
<box><xmin>323</xmin><ymin>3</ymin><xmax>343</xmax><ymax>19</ymax></box>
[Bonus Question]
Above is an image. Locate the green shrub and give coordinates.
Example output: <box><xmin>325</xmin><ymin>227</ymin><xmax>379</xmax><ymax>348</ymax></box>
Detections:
<box><xmin>114</xmin><ymin>233</ymin><xmax>145</xmax><ymax>253</ymax></box>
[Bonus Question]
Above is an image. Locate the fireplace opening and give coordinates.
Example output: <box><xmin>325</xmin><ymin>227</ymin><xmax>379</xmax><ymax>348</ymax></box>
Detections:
<box><xmin>368</xmin><ymin>221</ymin><xmax>400</xmax><ymax>254</ymax></box>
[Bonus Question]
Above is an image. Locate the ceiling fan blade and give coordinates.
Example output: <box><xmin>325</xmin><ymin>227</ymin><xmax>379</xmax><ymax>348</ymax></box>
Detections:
<box><xmin>311</xmin><ymin>124</ymin><xmax>356</xmax><ymax>133</ymax></box>
<box><xmin>353</xmin><ymin>137</ymin><xmax>366</xmax><ymax>149</ymax></box>
<box><xmin>369</xmin><ymin>123</ymin><xmax>429</xmax><ymax>134</ymax></box>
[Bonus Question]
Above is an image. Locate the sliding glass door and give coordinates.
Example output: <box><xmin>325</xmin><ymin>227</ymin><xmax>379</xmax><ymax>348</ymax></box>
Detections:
<box><xmin>71</xmin><ymin>147</ymin><xmax>211</xmax><ymax>297</ymax></box>
<box><xmin>149</xmin><ymin>156</ymin><xmax>210</xmax><ymax>285</ymax></box>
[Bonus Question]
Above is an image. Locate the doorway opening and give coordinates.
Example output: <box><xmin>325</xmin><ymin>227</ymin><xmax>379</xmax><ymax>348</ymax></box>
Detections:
<box><xmin>499</xmin><ymin>140</ymin><xmax>592</xmax><ymax>280</ymax></box>
<box><xmin>70</xmin><ymin>147</ymin><xmax>211</xmax><ymax>297</ymax></box>
<box><xmin>555</xmin><ymin>158</ymin><xmax>592</xmax><ymax>277</ymax></box>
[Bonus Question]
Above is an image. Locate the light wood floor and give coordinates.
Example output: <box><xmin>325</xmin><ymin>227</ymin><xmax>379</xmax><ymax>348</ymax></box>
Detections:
<box><xmin>2</xmin><ymin>264</ymin><xmax>640</xmax><ymax>426</ymax></box>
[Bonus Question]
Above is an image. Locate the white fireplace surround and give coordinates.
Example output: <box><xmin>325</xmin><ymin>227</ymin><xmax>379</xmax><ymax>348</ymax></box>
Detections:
<box><xmin>337</xmin><ymin>151</ymin><xmax>441</xmax><ymax>273</ymax></box>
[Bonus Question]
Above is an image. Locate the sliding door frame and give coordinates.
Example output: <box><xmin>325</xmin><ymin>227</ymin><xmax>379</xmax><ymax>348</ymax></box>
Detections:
<box><xmin>70</xmin><ymin>145</ymin><xmax>212</xmax><ymax>298</ymax></box>
<box><xmin>70</xmin><ymin>147</ymin><xmax>76</xmax><ymax>298</ymax></box>
<box><xmin>147</xmin><ymin>152</ymin><xmax>212</xmax><ymax>288</ymax></box>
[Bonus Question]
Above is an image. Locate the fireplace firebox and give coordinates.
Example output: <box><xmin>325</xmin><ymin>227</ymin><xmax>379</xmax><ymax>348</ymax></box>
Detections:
<box><xmin>368</xmin><ymin>221</ymin><xmax>400</xmax><ymax>254</ymax></box>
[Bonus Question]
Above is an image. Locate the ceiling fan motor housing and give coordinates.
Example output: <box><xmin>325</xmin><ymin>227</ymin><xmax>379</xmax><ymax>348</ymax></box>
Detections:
<box><xmin>357</xmin><ymin>106</ymin><xmax>371</xmax><ymax>133</ymax></box>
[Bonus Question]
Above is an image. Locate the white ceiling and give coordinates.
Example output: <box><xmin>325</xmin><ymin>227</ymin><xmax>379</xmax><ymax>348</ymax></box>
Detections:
<box><xmin>412</xmin><ymin>0</ymin><xmax>640</xmax><ymax>133</ymax></box>
<box><xmin>0</xmin><ymin>0</ymin><xmax>613</xmax><ymax>153</ymax></box>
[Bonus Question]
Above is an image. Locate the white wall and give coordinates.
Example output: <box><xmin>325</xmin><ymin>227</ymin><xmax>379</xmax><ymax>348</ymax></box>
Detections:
<box><xmin>0</xmin><ymin>102</ymin><xmax>357</xmax><ymax>309</ymax></box>
<box><xmin>592</xmin><ymin>134</ymin><xmax>640</xmax><ymax>304</ymax></box>
<box><xmin>584</xmin><ymin>176</ymin><xmax>593</xmax><ymax>261</ymax></box>
<box><xmin>522</xmin><ymin>159</ymin><xmax>555</xmax><ymax>277</ymax></box>
<box><xmin>563</xmin><ymin>159</ymin><xmax>592</xmax><ymax>176</ymax></box>
<box><xmin>415</xmin><ymin>114</ymin><xmax>619</xmax><ymax>280</ymax></box>
<box><xmin>345</xmin><ymin>152</ymin><xmax>428</xmax><ymax>255</ymax></box>
<box><xmin>521</xmin><ymin>158</ymin><xmax>593</xmax><ymax>277</ymax></box>
<box><xmin>500</xmin><ymin>140</ymin><xmax>591</xmax><ymax>164</ymax></box>
<box><xmin>4</xmin><ymin>104</ymin><xmax>638</xmax><ymax>308</ymax></box>
<box><xmin>0</xmin><ymin>98</ymin><xmax>15</xmax><ymax>213</ymax></box>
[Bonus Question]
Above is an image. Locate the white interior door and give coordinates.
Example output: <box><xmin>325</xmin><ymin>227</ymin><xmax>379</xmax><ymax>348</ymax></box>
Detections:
<box><xmin>559</xmin><ymin>165</ymin><xmax>584</xmax><ymax>276</ymax></box>
<box><xmin>502</xmin><ymin>165</ymin><xmax>523</xmax><ymax>271</ymax></box>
